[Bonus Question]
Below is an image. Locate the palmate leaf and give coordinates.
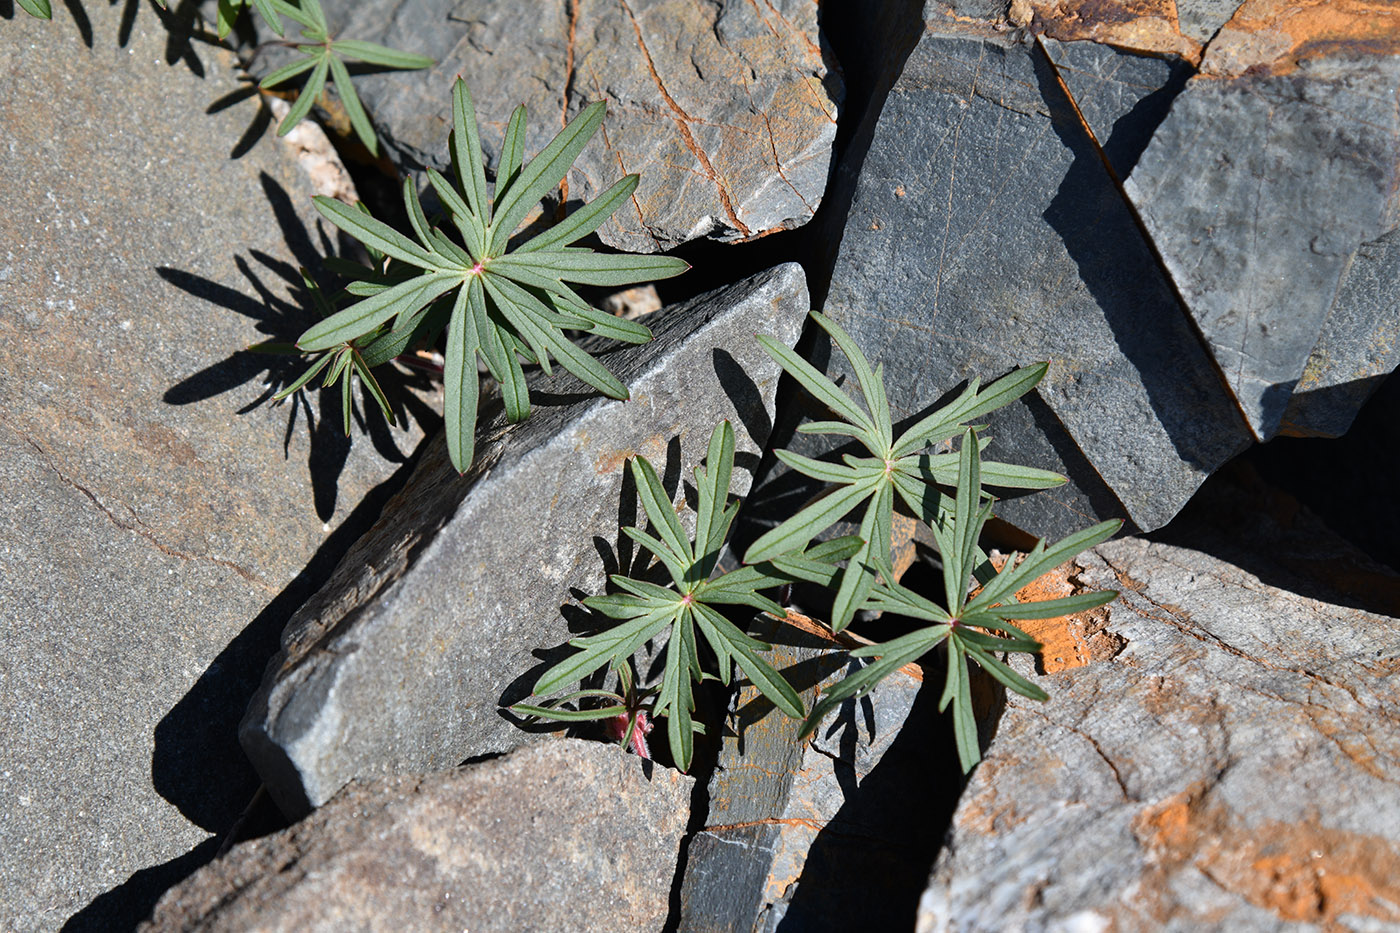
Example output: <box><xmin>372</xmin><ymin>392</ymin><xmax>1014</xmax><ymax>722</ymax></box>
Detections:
<box><xmin>266</xmin><ymin>271</ymin><xmax>398</xmax><ymax>430</ymax></box>
<box><xmin>518</xmin><ymin>420</ymin><xmax>838</xmax><ymax>770</ymax></box>
<box><xmin>801</xmin><ymin>433</ymin><xmax>1121</xmax><ymax>772</ymax></box>
<box><xmin>744</xmin><ymin>310</ymin><xmax>1058</xmax><ymax>631</ymax></box>
<box><xmin>296</xmin><ymin>78</ymin><xmax>688</xmax><ymax>474</ymax></box>
<box><xmin>255</xmin><ymin>12</ymin><xmax>434</xmax><ymax>151</ymax></box>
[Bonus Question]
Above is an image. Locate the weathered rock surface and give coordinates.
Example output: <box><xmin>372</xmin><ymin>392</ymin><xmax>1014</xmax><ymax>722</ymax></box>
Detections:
<box><xmin>1021</xmin><ymin>0</ymin><xmax>1203</xmax><ymax>61</ymax></box>
<box><xmin>676</xmin><ymin>613</ymin><xmax>949</xmax><ymax>932</ymax></box>
<box><xmin>807</xmin><ymin>20</ymin><xmax>1249</xmax><ymax>538</ymax></box>
<box><xmin>252</xmin><ymin>0</ymin><xmax>841</xmax><ymax>253</ymax></box>
<box><xmin>1038</xmin><ymin>37</ymin><xmax>1192</xmax><ymax>181</ymax></box>
<box><xmin>142</xmin><ymin>739</ymin><xmax>693</xmax><ymax>932</ymax></box>
<box><xmin>0</xmin><ymin>5</ymin><xmax>425</xmax><ymax>930</ymax></box>
<box><xmin>1175</xmin><ymin>0</ymin><xmax>1246</xmax><ymax>43</ymax></box>
<box><xmin>918</xmin><ymin>472</ymin><xmax>1400</xmax><ymax>931</ymax></box>
<box><xmin>1124</xmin><ymin>1</ymin><xmax>1400</xmax><ymax>440</ymax></box>
<box><xmin>241</xmin><ymin>264</ymin><xmax>808</xmax><ymax>816</ymax></box>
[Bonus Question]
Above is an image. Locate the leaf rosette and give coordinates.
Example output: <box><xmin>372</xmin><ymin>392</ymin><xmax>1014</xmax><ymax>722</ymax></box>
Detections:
<box><xmin>296</xmin><ymin>79</ymin><xmax>688</xmax><ymax>473</ymax></box>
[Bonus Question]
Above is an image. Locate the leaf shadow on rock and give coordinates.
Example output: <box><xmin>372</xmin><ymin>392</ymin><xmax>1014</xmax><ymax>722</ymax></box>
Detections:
<box><xmin>160</xmin><ymin>172</ymin><xmax>439</xmax><ymax>520</ymax></box>
<box><xmin>205</xmin><ymin>77</ymin><xmax>277</xmax><ymax>160</ymax></box>
<box><xmin>1</xmin><ymin>0</ymin><xmax>213</xmax><ymax>67</ymax></box>
<box><xmin>775</xmin><ymin>673</ymin><xmax>968</xmax><ymax>932</ymax></box>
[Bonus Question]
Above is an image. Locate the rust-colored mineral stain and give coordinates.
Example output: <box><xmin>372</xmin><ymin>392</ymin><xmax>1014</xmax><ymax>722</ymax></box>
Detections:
<box><xmin>1133</xmin><ymin>783</ymin><xmax>1400</xmax><ymax>925</ymax></box>
<box><xmin>983</xmin><ymin>557</ymin><xmax>1124</xmax><ymax>673</ymax></box>
<box><xmin>1029</xmin><ymin>0</ymin><xmax>1203</xmax><ymax>63</ymax></box>
<box><xmin>1202</xmin><ymin>0</ymin><xmax>1400</xmax><ymax>77</ymax></box>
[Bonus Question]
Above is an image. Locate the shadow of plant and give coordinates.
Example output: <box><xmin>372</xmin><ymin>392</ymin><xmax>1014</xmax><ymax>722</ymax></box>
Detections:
<box><xmin>159</xmin><ymin>173</ymin><xmax>441</xmax><ymax>519</ymax></box>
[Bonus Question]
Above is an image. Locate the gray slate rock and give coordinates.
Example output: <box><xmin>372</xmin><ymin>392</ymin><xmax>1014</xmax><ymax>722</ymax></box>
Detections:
<box><xmin>677</xmin><ymin>614</ymin><xmax>950</xmax><ymax>932</ymax></box>
<box><xmin>257</xmin><ymin>0</ymin><xmax>841</xmax><ymax>253</ymax></box>
<box><xmin>0</xmin><ymin>7</ymin><xmax>424</xmax><ymax>929</ymax></box>
<box><xmin>1124</xmin><ymin>53</ymin><xmax>1400</xmax><ymax>440</ymax></box>
<box><xmin>1174</xmin><ymin>0</ymin><xmax>1245</xmax><ymax>43</ymax></box>
<box><xmin>142</xmin><ymin>739</ymin><xmax>693</xmax><ymax>932</ymax></box>
<box><xmin>918</xmin><ymin>479</ymin><xmax>1400</xmax><ymax>931</ymax></box>
<box><xmin>1039</xmin><ymin>37</ymin><xmax>1192</xmax><ymax>181</ymax></box>
<box><xmin>812</xmin><ymin>22</ymin><xmax>1248</xmax><ymax>538</ymax></box>
<box><xmin>241</xmin><ymin>264</ymin><xmax>808</xmax><ymax>816</ymax></box>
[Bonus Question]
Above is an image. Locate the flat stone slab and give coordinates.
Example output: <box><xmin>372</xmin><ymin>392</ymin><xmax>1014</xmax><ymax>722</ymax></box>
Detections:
<box><xmin>253</xmin><ymin>0</ymin><xmax>841</xmax><ymax>253</ymax></box>
<box><xmin>0</xmin><ymin>6</ymin><xmax>429</xmax><ymax>930</ymax></box>
<box><xmin>241</xmin><ymin>264</ymin><xmax>808</xmax><ymax>816</ymax></box>
<box><xmin>1124</xmin><ymin>4</ymin><xmax>1400</xmax><ymax>440</ymax></box>
<box><xmin>142</xmin><ymin>739</ymin><xmax>693</xmax><ymax>932</ymax></box>
<box><xmin>918</xmin><ymin>477</ymin><xmax>1400</xmax><ymax>931</ymax></box>
<box><xmin>809</xmin><ymin>21</ymin><xmax>1249</xmax><ymax>538</ymax></box>
<box><xmin>1039</xmin><ymin>37</ymin><xmax>1192</xmax><ymax>181</ymax></box>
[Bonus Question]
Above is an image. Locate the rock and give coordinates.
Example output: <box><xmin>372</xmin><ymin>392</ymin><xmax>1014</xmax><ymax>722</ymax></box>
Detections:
<box><xmin>252</xmin><ymin>0</ymin><xmax>842</xmax><ymax>254</ymax></box>
<box><xmin>676</xmin><ymin>613</ymin><xmax>954</xmax><ymax>932</ymax></box>
<box><xmin>917</xmin><ymin>469</ymin><xmax>1400</xmax><ymax>931</ymax></box>
<box><xmin>602</xmin><ymin>284</ymin><xmax>663</xmax><ymax>319</ymax></box>
<box><xmin>142</xmin><ymin>739</ymin><xmax>693</xmax><ymax>932</ymax></box>
<box><xmin>1174</xmin><ymin>0</ymin><xmax>1245</xmax><ymax>43</ymax></box>
<box><xmin>798</xmin><ymin>19</ymin><xmax>1250</xmax><ymax>539</ymax></box>
<box><xmin>241</xmin><ymin>264</ymin><xmax>809</xmax><ymax>817</ymax></box>
<box><xmin>1021</xmin><ymin>0</ymin><xmax>1203</xmax><ymax>61</ymax></box>
<box><xmin>0</xmin><ymin>5</ymin><xmax>427</xmax><ymax>929</ymax></box>
<box><xmin>1123</xmin><ymin>1</ymin><xmax>1400</xmax><ymax>440</ymax></box>
<box><xmin>1038</xmin><ymin>37</ymin><xmax>1193</xmax><ymax>180</ymax></box>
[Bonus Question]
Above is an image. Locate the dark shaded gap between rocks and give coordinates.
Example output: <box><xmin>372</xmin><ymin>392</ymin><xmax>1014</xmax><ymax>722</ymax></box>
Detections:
<box><xmin>1159</xmin><ymin>369</ymin><xmax>1400</xmax><ymax>607</ymax></box>
<box><xmin>774</xmin><ymin>675</ymin><xmax>971</xmax><ymax>931</ymax></box>
<box><xmin>62</xmin><ymin>434</ymin><xmax>433</xmax><ymax>933</ymax></box>
<box><xmin>1243</xmin><ymin>366</ymin><xmax>1400</xmax><ymax>577</ymax></box>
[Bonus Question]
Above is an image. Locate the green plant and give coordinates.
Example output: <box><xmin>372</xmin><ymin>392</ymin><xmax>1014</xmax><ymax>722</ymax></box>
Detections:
<box><xmin>254</xmin><ymin>0</ymin><xmax>434</xmax><ymax>153</ymax></box>
<box><xmin>511</xmin><ymin>658</ymin><xmax>661</xmax><ymax>760</ymax></box>
<box><xmin>511</xmin><ymin>315</ymin><xmax>1121</xmax><ymax>774</ymax></box>
<box><xmin>742</xmin><ymin>311</ymin><xmax>1065</xmax><ymax>632</ymax></box>
<box><xmin>798</xmin><ymin>427</ymin><xmax>1120</xmax><ymax>771</ymax></box>
<box><xmin>249</xmin><ymin>267</ymin><xmax>398</xmax><ymax>434</ymax></box>
<box><xmin>296</xmin><ymin>79</ymin><xmax>688</xmax><ymax>473</ymax></box>
<box><xmin>514</xmin><ymin>420</ymin><xmax>852</xmax><ymax>771</ymax></box>
<box><xmin>20</xmin><ymin>0</ymin><xmax>433</xmax><ymax>152</ymax></box>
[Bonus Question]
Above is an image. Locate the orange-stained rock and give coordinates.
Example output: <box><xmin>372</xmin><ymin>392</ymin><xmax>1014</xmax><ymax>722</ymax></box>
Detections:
<box><xmin>918</xmin><ymin>472</ymin><xmax>1400</xmax><ymax>930</ymax></box>
<box><xmin>1202</xmin><ymin>0</ymin><xmax>1400</xmax><ymax>77</ymax></box>
<box><xmin>1028</xmin><ymin>0</ymin><xmax>1203</xmax><ymax>61</ymax></box>
<box><xmin>142</xmin><ymin>740</ymin><xmax>692</xmax><ymax>933</ymax></box>
<box><xmin>989</xmin><ymin>556</ymin><xmax>1125</xmax><ymax>673</ymax></box>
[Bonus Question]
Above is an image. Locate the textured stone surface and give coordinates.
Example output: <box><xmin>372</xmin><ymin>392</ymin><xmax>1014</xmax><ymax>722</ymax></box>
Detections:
<box><xmin>677</xmin><ymin>612</ymin><xmax>944</xmax><ymax>932</ymax></box>
<box><xmin>1023</xmin><ymin>0</ymin><xmax>1203</xmax><ymax>60</ymax></box>
<box><xmin>811</xmin><ymin>22</ymin><xmax>1248</xmax><ymax>537</ymax></box>
<box><xmin>0</xmin><ymin>6</ymin><xmax>426</xmax><ymax>930</ymax></box>
<box><xmin>1039</xmin><ymin>37</ymin><xmax>1192</xmax><ymax>181</ymax></box>
<box><xmin>142</xmin><ymin>739</ymin><xmax>693</xmax><ymax>932</ymax></box>
<box><xmin>918</xmin><ymin>473</ymin><xmax>1400</xmax><ymax>931</ymax></box>
<box><xmin>1174</xmin><ymin>0</ymin><xmax>1245</xmax><ymax>42</ymax></box>
<box><xmin>1125</xmin><ymin>6</ymin><xmax>1400</xmax><ymax>440</ymax></box>
<box><xmin>241</xmin><ymin>265</ymin><xmax>808</xmax><ymax>816</ymax></box>
<box><xmin>253</xmin><ymin>0</ymin><xmax>841</xmax><ymax>253</ymax></box>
